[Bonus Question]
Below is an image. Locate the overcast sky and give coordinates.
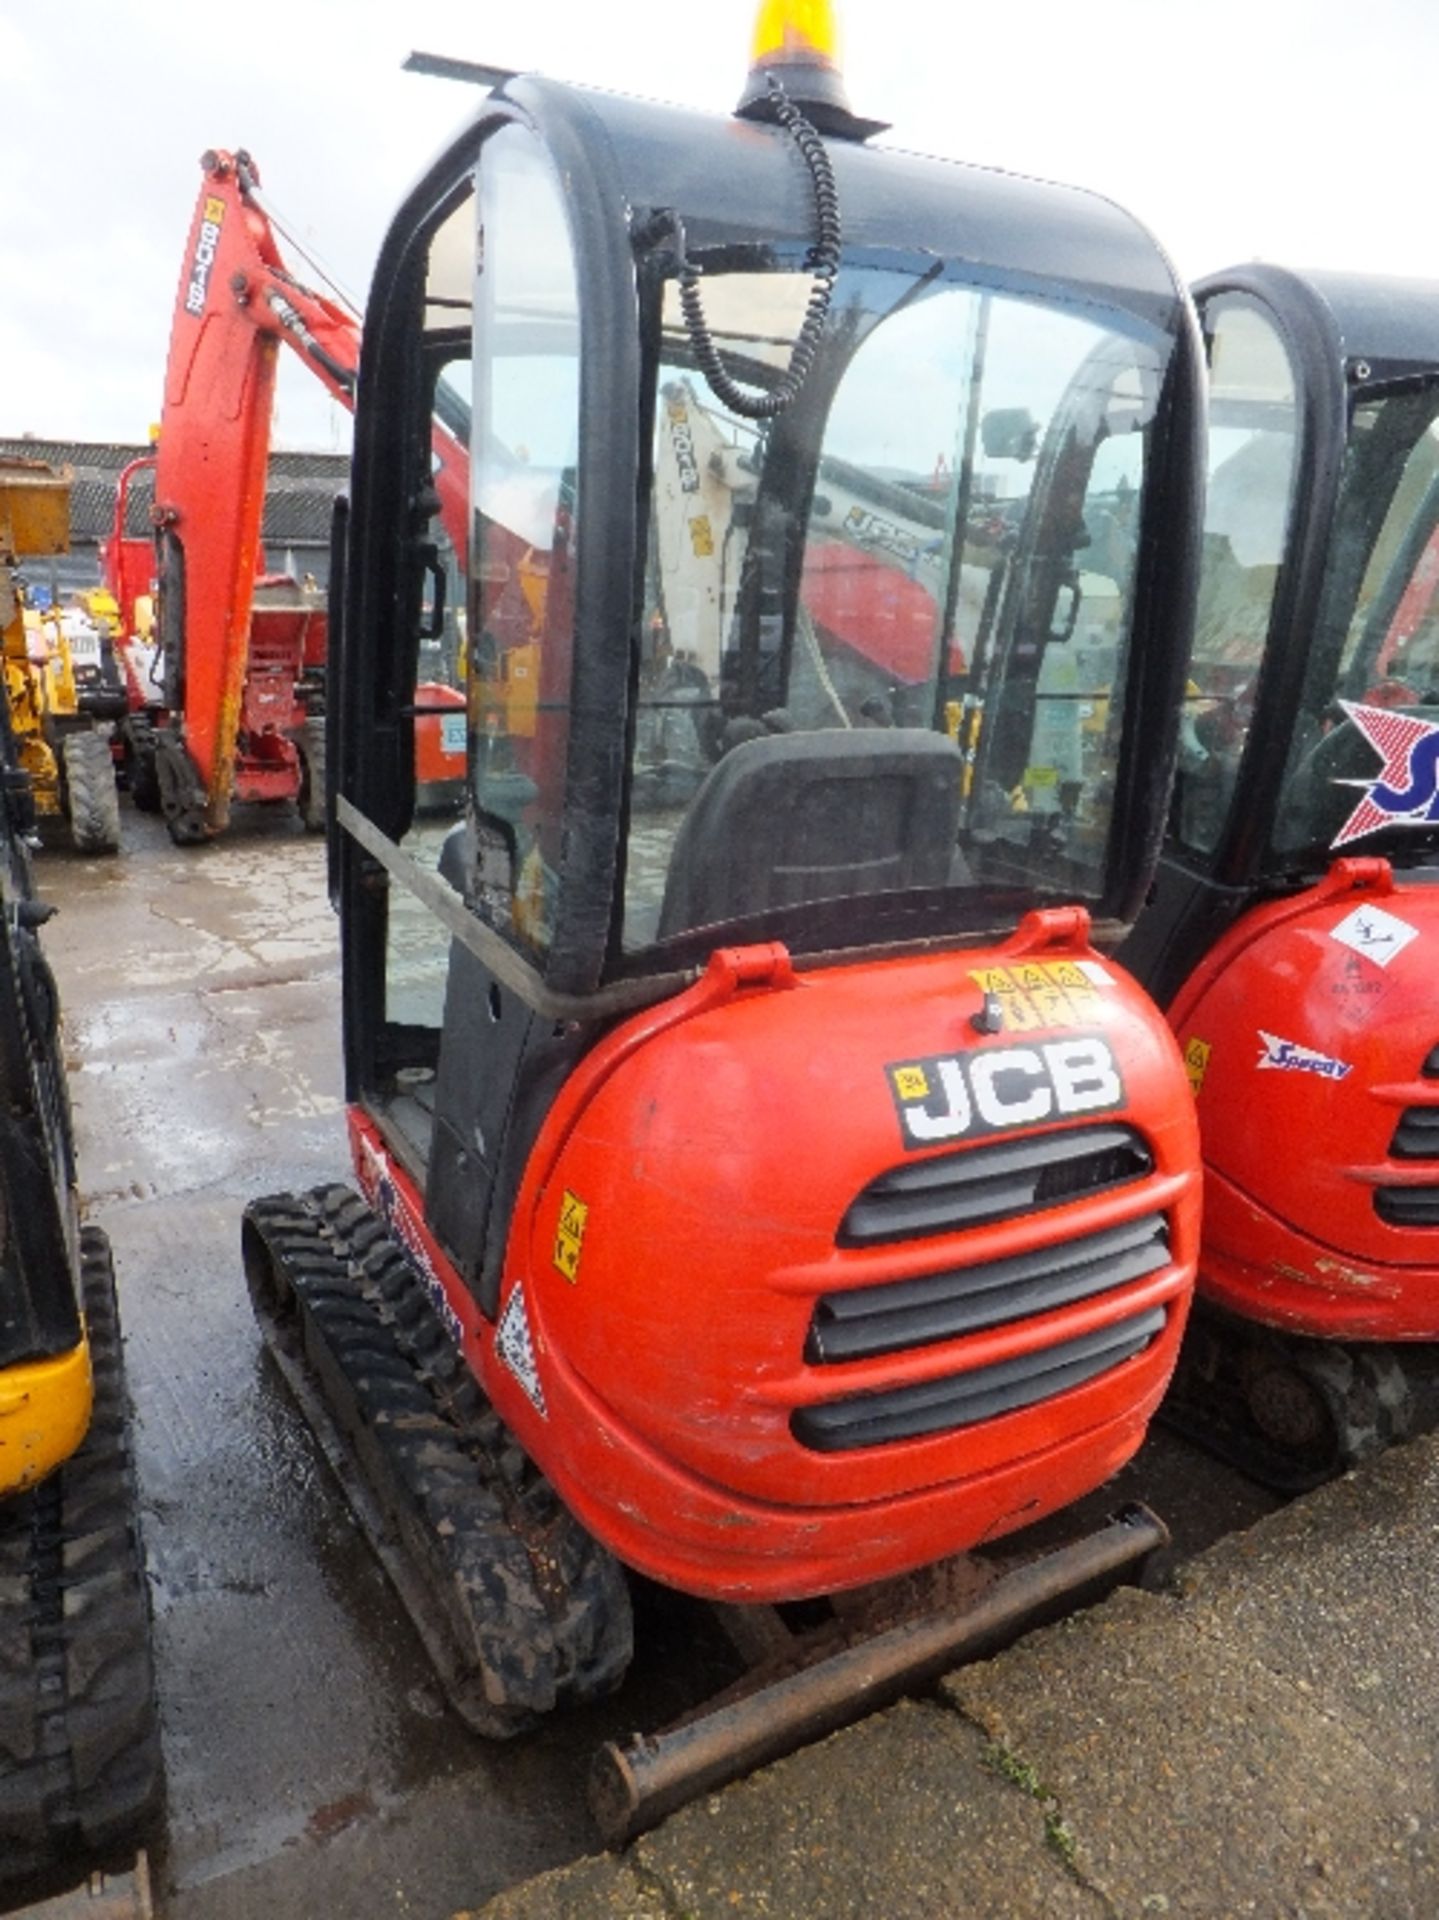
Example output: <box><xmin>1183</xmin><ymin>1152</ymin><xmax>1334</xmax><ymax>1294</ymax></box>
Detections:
<box><xmin>5</xmin><ymin>0</ymin><xmax>1439</xmax><ymax>452</ymax></box>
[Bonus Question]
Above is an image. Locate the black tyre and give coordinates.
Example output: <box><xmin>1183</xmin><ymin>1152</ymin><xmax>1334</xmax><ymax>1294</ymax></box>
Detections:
<box><xmin>154</xmin><ymin>734</ymin><xmax>210</xmax><ymax>847</ymax></box>
<box><xmin>61</xmin><ymin>731</ymin><xmax>121</xmax><ymax>856</ymax></box>
<box><xmin>122</xmin><ymin>719</ymin><xmax>162</xmax><ymax>814</ymax></box>
<box><xmin>296</xmin><ymin>714</ymin><xmax>326</xmax><ymax>834</ymax></box>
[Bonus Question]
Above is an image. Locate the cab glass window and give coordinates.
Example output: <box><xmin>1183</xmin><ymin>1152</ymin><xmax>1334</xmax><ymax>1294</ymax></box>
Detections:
<box><xmin>467</xmin><ymin>124</ymin><xmax>580</xmax><ymax>964</ymax></box>
<box><xmin>1272</xmin><ymin>387</ymin><xmax>1439</xmax><ymax>858</ymax></box>
<box><xmin>623</xmin><ymin>263</ymin><xmax>1170</xmax><ymax>952</ymax></box>
<box><xmin>1173</xmin><ymin>296</ymin><xmax>1299</xmax><ymax>857</ymax></box>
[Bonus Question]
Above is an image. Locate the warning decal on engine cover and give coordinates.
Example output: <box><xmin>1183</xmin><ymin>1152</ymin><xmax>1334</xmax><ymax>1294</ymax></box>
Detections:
<box><xmin>1183</xmin><ymin>1036</ymin><xmax>1212</xmax><ymax>1096</ymax></box>
<box><xmin>886</xmin><ymin>1033</ymin><xmax>1125</xmax><ymax>1151</ymax></box>
<box><xmin>965</xmin><ymin>958</ymin><xmax>1112</xmax><ymax>1034</ymax></box>
<box><xmin>496</xmin><ymin>1285</ymin><xmax>547</xmax><ymax>1417</ymax></box>
<box><xmin>553</xmin><ymin>1189</ymin><xmax>589</xmax><ymax>1283</ymax></box>
<box><xmin>1328</xmin><ymin>902</ymin><xmax>1419</xmax><ymax>970</ymax></box>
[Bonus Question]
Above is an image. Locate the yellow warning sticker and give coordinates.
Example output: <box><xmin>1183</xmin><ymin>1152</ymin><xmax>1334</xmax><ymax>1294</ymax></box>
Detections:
<box><xmin>553</xmin><ymin>1189</ymin><xmax>589</xmax><ymax>1283</ymax></box>
<box><xmin>966</xmin><ymin>960</ymin><xmax>1108</xmax><ymax>1034</ymax></box>
<box><xmin>203</xmin><ymin>195</ymin><xmax>226</xmax><ymax>224</ymax></box>
<box><xmin>1183</xmin><ymin>1037</ymin><xmax>1212</xmax><ymax>1097</ymax></box>
<box><xmin>689</xmin><ymin>514</ymin><xmax>714</xmax><ymax>558</ymax></box>
<box><xmin>892</xmin><ymin>1064</ymin><xmax>930</xmax><ymax>1101</ymax></box>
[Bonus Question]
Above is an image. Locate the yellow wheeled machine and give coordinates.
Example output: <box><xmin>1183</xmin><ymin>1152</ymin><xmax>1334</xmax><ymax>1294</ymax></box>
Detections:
<box><xmin>1</xmin><ymin>459</ymin><xmax>123</xmax><ymax>855</ymax></box>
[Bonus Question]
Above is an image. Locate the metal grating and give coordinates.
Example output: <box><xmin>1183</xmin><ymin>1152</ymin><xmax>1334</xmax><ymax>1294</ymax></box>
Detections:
<box><xmin>807</xmin><ymin>1213</ymin><xmax>1170</xmax><ymax>1363</ymax></box>
<box><xmin>839</xmin><ymin>1125</ymin><xmax>1153</xmax><ymax>1247</ymax></box>
<box><xmin>792</xmin><ymin>1306</ymin><xmax>1167</xmax><ymax>1452</ymax></box>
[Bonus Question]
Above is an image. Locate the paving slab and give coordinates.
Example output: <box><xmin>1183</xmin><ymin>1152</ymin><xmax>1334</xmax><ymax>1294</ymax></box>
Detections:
<box><xmin>476</xmin><ymin>1432</ymin><xmax>1439</xmax><ymax>1920</ymax></box>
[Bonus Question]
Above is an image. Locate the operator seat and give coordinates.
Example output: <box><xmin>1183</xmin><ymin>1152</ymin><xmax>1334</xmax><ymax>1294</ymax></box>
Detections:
<box><xmin>657</xmin><ymin>727</ymin><xmax>964</xmax><ymax>940</ymax></box>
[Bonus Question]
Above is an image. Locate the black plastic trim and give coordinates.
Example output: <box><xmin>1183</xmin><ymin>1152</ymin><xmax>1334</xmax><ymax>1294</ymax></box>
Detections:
<box><xmin>791</xmin><ymin>1306</ymin><xmax>1167</xmax><ymax>1451</ymax></box>
<box><xmin>1391</xmin><ymin>1107</ymin><xmax>1439</xmax><ymax>1160</ymax></box>
<box><xmin>839</xmin><ymin>1123</ymin><xmax>1153</xmax><ymax>1246</ymax></box>
<box><xmin>1376</xmin><ymin>1187</ymin><xmax>1439</xmax><ymax>1227</ymax></box>
<box><xmin>808</xmin><ymin>1213</ymin><xmax>1169</xmax><ymax>1363</ymax></box>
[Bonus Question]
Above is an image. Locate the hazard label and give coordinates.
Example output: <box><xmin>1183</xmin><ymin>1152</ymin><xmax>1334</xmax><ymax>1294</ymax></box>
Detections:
<box><xmin>1183</xmin><ymin>1036</ymin><xmax>1212</xmax><ymax>1096</ymax></box>
<box><xmin>496</xmin><ymin>1285</ymin><xmax>547</xmax><ymax>1416</ymax></box>
<box><xmin>965</xmin><ymin>958</ymin><xmax>1110</xmax><ymax>1034</ymax></box>
<box><xmin>553</xmin><ymin>1189</ymin><xmax>589</xmax><ymax>1283</ymax></box>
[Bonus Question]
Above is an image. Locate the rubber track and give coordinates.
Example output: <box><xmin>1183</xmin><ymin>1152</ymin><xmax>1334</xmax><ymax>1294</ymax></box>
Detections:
<box><xmin>1159</xmin><ymin>1301</ymin><xmax>1419</xmax><ymax>1495</ymax></box>
<box><xmin>243</xmin><ymin>1186</ymin><xmax>632</xmax><ymax>1737</ymax></box>
<box><xmin>0</xmin><ymin>1228</ymin><xmax>162</xmax><ymax>1888</ymax></box>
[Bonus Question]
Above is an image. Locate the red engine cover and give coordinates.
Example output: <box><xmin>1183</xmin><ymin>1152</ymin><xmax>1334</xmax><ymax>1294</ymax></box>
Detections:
<box><xmin>1170</xmin><ymin>859</ymin><xmax>1439</xmax><ymax>1338</ymax></box>
<box><xmin>356</xmin><ymin>910</ymin><xmax>1201</xmax><ymax>1604</ymax></box>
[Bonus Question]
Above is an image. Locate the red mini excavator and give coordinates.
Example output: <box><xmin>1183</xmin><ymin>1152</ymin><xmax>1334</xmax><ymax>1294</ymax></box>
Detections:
<box><xmin>1123</xmin><ymin>266</ymin><xmax>1439</xmax><ymax>1487</ymax></box>
<box><xmin>243</xmin><ymin>0</ymin><xmax>1209</xmax><ymax>1824</ymax></box>
<box><xmin>145</xmin><ymin>150</ymin><xmax>468</xmax><ymax>843</ymax></box>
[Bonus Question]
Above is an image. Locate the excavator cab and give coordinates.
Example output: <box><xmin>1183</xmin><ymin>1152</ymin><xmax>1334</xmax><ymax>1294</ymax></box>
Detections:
<box><xmin>1121</xmin><ymin>265</ymin><xmax>1439</xmax><ymax>1484</ymax></box>
<box><xmin>247</xmin><ymin>19</ymin><xmax>1205</xmax><ymax>1745</ymax></box>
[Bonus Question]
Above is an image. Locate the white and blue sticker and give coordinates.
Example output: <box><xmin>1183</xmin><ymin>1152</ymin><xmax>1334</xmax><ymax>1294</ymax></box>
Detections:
<box><xmin>1256</xmin><ymin>1031</ymin><xmax>1352</xmax><ymax>1081</ymax></box>
<box><xmin>496</xmin><ymin>1284</ymin><xmax>547</xmax><ymax>1417</ymax></box>
<box><xmin>1331</xmin><ymin>702</ymin><xmax>1439</xmax><ymax>849</ymax></box>
<box><xmin>1328</xmin><ymin>902</ymin><xmax>1418</xmax><ymax>970</ymax></box>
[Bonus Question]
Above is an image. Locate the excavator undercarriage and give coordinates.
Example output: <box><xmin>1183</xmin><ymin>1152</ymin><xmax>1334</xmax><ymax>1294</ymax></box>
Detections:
<box><xmin>243</xmin><ymin>1183</ymin><xmax>1169</xmax><ymax>1834</ymax></box>
<box><xmin>0</xmin><ymin>1231</ymin><xmax>162</xmax><ymax>1890</ymax></box>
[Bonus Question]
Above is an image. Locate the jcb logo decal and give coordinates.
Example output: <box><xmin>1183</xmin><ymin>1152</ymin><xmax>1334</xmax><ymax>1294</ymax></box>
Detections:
<box><xmin>887</xmin><ymin>1035</ymin><xmax>1124</xmax><ymax>1150</ymax></box>
<box><xmin>184</xmin><ymin>199</ymin><xmax>226</xmax><ymax>316</ymax></box>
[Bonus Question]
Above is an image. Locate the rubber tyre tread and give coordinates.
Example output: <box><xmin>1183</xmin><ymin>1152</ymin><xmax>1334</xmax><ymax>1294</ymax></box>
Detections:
<box><xmin>0</xmin><ymin>1228</ymin><xmax>162</xmax><ymax>1889</ymax></box>
<box><xmin>61</xmin><ymin>731</ymin><xmax>121</xmax><ymax>856</ymax></box>
<box><xmin>297</xmin><ymin>715</ymin><xmax>326</xmax><ymax>834</ymax></box>
<box><xmin>245</xmin><ymin>1187</ymin><xmax>632</xmax><ymax>1731</ymax></box>
<box><xmin>123</xmin><ymin>719</ymin><xmax>162</xmax><ymax>814</ymax></box>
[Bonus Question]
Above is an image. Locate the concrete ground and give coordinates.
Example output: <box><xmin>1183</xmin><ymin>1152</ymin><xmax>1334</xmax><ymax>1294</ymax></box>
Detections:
<box><xmin>478</xmin><ymin>1431</ymin><xmax>1439</xmax><ymax>1920</ymax></box>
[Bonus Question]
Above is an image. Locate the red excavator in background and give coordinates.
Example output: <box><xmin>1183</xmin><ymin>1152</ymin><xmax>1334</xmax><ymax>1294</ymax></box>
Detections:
<box><xmin>143</xmin><ymin>148</ymin><xmax>467</xmax><ymax>844</ymax></box>
<box><xmin>1121</xmin><ymin>265</ymin><xmax>1439</xmax><ymax>1488</ymax></box>
<box><xmin>243</xmin><ymin>0</ymin><xmax>1211</xmax><ymax>1833</ymax></box>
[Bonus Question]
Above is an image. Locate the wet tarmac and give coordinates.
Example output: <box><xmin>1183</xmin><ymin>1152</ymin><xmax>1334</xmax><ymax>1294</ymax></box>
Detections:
<box><xmin>28</xmin><ymin>798</ymin><xmax>1279</xmax><ymax>1919</ymax></box>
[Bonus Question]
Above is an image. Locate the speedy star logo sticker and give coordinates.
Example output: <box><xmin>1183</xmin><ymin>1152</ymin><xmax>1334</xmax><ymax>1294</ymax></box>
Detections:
<box><xmin>1330</xmin><ymin>701</ymin><xmax>1439</xmax><ymax>848</ymax></box>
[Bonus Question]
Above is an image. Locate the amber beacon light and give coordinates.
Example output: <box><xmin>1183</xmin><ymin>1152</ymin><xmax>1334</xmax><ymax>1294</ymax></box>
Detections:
<box><xmin>736</xmin><ymin>0</ymin><xmax>887</xmax><ymax>139</ymax></box>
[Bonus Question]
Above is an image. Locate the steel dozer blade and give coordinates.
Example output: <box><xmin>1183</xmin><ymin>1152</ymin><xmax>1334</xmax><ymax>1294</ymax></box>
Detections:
<box><xmin>241</xmin><ymin>1186</ymin><xmax>633</xmax><ymax>1738</ymax></box>
<box><xmin>589</xmin><ymin>1504</ymin><xmax>1167</xmax><ymax>1844</ymax></box>
<box><xmin>0</xmin><ymin>1232</ymin><xmax>163</xmax><ymax>1895</ymax></box>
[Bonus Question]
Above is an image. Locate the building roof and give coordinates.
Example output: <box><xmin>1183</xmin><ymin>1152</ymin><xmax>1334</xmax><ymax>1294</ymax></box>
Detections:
<box><xmin>0</xmin><ymin>437</ymin><xmax>348</xmax><ymax>547</ymax></box>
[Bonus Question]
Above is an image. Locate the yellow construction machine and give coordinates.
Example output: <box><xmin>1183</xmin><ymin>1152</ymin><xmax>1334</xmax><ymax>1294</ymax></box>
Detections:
<box><xmin>1</xmin><ymin>459</ymin><xmax>123</xmax><ymax>854</ymax></box>
<box><xmin>0</xmin><ymin>456</ymin><xmax>161</xmax><ymax>1895</ymax></box>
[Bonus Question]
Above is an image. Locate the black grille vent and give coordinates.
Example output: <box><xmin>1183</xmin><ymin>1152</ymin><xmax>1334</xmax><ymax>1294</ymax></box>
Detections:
<box><xmin>1391</xmin><ymin>1107</ymin><xmax>1439</xmax><ymax>1160</ymax></box>
<box><xmin>792</xmin><ymin>1306</ymin><xmax>1167</xmax><ymax>1452</ymax></box>
<box><xmin>807</xmin><ymin>1214</ymin><xmax>1170</xmax><ymax>1363</ymax></box>
<box><xmin>1376</xmin><ymin>1187</ymin><xmax>1439</xmax><ymax>1227</ymax></box>
<box><xmin>840</xmin><ymin>1125</ymin><xmax>1153</xmax><ymax>1247</ymax></box>
<box><xmin>1423</xmin><ymin>1045</ymin><xmax>1439</xmax><ymax>1079</ymax></box>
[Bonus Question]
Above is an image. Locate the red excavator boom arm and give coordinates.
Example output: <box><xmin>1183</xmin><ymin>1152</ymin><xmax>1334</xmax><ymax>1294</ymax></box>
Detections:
<box><xmin>151</xmin><ymin>147</ymin><xmax>359</xmax><ymax>830</ymax></box>
<box><xmin>151</xmin><ymin>146</ymin><xmax>467</xmax><ymax>836</ymax></box>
